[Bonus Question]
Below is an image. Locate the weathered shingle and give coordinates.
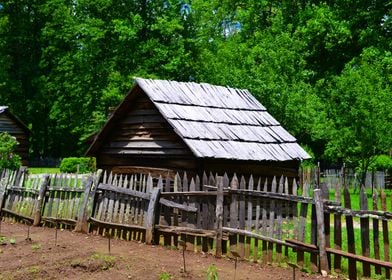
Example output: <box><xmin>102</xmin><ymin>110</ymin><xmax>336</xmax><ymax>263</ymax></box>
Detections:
<box><xmin>136</xmin><ymin>78</ymin><xmax>310</xmax><ymax>161</ymax></box>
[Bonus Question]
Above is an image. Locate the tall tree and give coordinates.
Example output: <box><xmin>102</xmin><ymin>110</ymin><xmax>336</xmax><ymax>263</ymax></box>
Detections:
<box><xmin>324</xmin><ymin>47</ymin><xmax>392</xmax><ymax>180</ymax></box>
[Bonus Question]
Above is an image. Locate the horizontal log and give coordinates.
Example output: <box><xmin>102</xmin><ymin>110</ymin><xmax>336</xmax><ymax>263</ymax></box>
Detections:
<box><xmin>46</xmin><ymin>187</ymin><xmax>85</xmax><ymax>193</ymax></box>
<box><xmin>161</xmin><ymin>191</ymin><xmax>219</xmax><ymax>197</ymax></box>
<box><xmin>101</xmin><ymin>148</ymin><xmax>192</xmax><ymax>156</ymax></box>
<box><xmin>286</xmin><ymin>239</ymin><xmax>392</xmax><ymax>269</ymax></box>
<box><xmin>127</xmin><ymin>109</ymin><xmax>160</xmax><ymax>116</ymax></box>
<box><xmin>159</xmin><ymin>198</ymin><xmax>198</xmax><ymax>212</ymax></box>
<box><xmin>122</xmin><ymin>115</ymin><xmax>166</xmax><ymax>124</ymax></box>
<box><xmin>5</xmin><ymin>187</ymin><xmax>39</xmax><ymax>195</ymax></box>
<box><xmin>222</xmin><ymin>227</ymin><xmax>297</xmax><ymax>248</ymax></box>
<box><xmin>285</xmin><ymin>239</ymin><xmax>318</xmax><ymax>251</ymax></box>
<box><xmin>205</xmin><ymin>185</ymin><xmax>314</xmax><ymax>204</ymax></box>
<box><xmin>97</xmin><ymin>183</ymin><xmax>151</xmax><ymax>200</ymax></box>
<box><xmin>105</xmin><ymin>140</ymin><xmax>186</xmax><ymax>149</ymax></box>
<box><xmin>42</xmin><ymin>217</ymin><xmax>77</xmax><ymax>226</ymax></box>
<box><xmin>155</xmin><ymin>225</ymin><xmax>218</xmax><ymax>238</ymax></box>
<box><xmin>112</xmin><ymin>166</ymin><xmax>176</xmax><ymax>179</ymax></box>
<box><xmin>89</xmin><ymin>217</ymin><xmax>146</xmax><ymax>231</ymax></box>
<box><xmin>326</xmin><ymin>247</ymin><xmax>392</xmax><ymax>269</ymax></box>
<box><xmin>326</xmin><ymin>205</ymin><xmax>392</xmax><ymax>220</ymax></box>
<box><xmin>1</xmin><ymin>208</ymin><xmax>34</xmax><ymax>223</ymax></box>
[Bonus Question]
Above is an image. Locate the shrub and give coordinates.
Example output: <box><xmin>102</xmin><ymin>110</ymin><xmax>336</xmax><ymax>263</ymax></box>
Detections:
<box><xmin>370</xmin><ymin>155</ymin><xmax>392</xmax><ymax>171</ymax></box>
<box><xmin>59</xmin><ymin>157</ymin><xmax>96</xmax><ymax>173</ymax></box>
<box><xmin>0</xmin><ymin>132</ymin><xmax>21</xmax><ymax>170</ymax></box>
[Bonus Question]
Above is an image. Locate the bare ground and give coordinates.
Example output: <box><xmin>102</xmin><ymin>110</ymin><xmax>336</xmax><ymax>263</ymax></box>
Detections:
<box><xmin>0</xmin><ymin>221</ymin><xmax>340</xmax><ymax>280</ymax></box>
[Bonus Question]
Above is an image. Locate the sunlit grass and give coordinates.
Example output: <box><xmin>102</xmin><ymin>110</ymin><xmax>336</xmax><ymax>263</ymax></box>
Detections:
<box><xmin>28</xmin><ymin>167</ymin><xmax>60</xmax><ymax>174</ymax></box>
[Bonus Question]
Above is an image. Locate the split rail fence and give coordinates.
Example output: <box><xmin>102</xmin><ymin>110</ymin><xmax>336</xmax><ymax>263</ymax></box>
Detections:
<box><xmin>1</xmin><ymin>168</ymin><xmax>391</xmax><ymax>279</ymax></box>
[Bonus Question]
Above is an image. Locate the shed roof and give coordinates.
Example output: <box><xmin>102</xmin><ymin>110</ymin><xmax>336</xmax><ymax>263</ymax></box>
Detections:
<box><xmin>0</xmin><ymin>106</ymin><xmax>8</xmax><ymax>113</ymax></box>
<box><xmin>88</xmin><ymin>78</ymin><xmax>310</xmax><ymax>161</ymax></box>
<box><xmin>0</xmin><ymin>106</ymin><xmax>30</xmax><ymax>134</ymax></box>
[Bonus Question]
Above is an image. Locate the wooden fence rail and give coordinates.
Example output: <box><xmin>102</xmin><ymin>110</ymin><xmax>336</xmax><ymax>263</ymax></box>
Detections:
<box><xmin>1</xmin><ymin>168</ymin><xmax>391</xmax><ymax>279</ymax></box>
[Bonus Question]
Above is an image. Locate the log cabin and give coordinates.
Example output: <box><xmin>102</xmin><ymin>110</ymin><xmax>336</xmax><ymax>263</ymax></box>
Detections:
<box><xmin>0</xmin><ymin>106</ymin><xmax>30</xmax><ymax>166</ymax></box>
<box><xmin>86</xmin><ymin>78</ymin><xmax>310</xmax><ymax>179</ymax></box>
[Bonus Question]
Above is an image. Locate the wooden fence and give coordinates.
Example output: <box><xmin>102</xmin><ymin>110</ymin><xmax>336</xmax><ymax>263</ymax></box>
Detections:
<box><xmin>1</xmin><ymin>168</ymin><xmax>392</xmax><ymax>279</ymax></box>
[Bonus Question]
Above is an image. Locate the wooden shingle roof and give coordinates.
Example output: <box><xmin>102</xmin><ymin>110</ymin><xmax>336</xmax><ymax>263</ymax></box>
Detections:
<box><xmin>0</xmin><ymin>106</ymin><xmax>8</xmax><ymax>113</ymax></box>
<box><xmin>0</xmin><ymin>106</ymin><xmax>30</xmax><ymax>134</ymax></box>
<box><xmin>135</xmin><ymin>78</ymin><xmax>310</xmax><ymax>161</ymax></box>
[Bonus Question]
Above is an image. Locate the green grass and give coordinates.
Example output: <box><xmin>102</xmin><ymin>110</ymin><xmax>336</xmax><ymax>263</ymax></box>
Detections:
<box><xmin>328</xmin><ymin>187</ymin><xmax>392</xmax><ymax>211</ymax></box>
<box><xmin>28</xmin><ymin>167</ymin><xmax>60</xmax><ymax>174</ymax></box>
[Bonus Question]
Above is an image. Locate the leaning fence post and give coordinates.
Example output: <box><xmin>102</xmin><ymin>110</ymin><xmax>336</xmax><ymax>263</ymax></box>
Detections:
<box><xmin>145</xmin><ymin>175</ymin><xmax>161</xmax><ymax>245</ymax></box>
<box><xmin>215</xmin><ymin>176</ymin><xmax>224</xmax><ymax>258</ymax></box>
<box><xmin>313</xmin><ymin>189</ymin><xmax>329</xmax><ymax>275</ymax></box>
<box><xmin>33</xmin><ymin>174</ymin><xmax>50</xmax><ymax>226</ymax></box>
<box><xmin>0</xmin><ymin>174</ymin><xmax>9</xmax><ymax>218</ymax></box>
<box><xmin>74</xmin><ymin>175</ymin><xmax>94</xmax><ymax>233</ymax></box>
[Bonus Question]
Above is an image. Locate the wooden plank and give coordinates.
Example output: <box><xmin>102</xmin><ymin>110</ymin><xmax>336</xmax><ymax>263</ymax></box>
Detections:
<box><xmin>261</xmin><ymin>178</ymin><xmax>268</xmax><ymax>264</ymax></box>
<box><xmin>344</xmin><ymin>186</ymin><xmax>357</xmax><ymax>280</ymax></box>
<box><xmin>0</xmin><ymin>175</ymin><xmax>9</xmax><ymax>217</ymax></box>
<box><xmin>156</xmin><ymin>225</ymin><xmax>216</xmax><ymax>238</ymax></box>
<box><xmin>333</xmin><ymin>178</ymin><xmax>342</xmax><ymax>272</ymax></box>
<box><xmin>245</xmin><ymin>175</ymin><xmax>254</xmax><ymax>259</ymax></box>
<box><xmin>74</xmin><ymin>175</ymin><xmax>94</xmax><ymax>233</ymax></box>
<box><xmin>201</xmin><ymin>172</ymin><xmax>208</xmax><ymax>253</ymax></box>
<box><xmin>254</xmin><ymin>178</ymin><xmax>261</xmax><ymax>263</ymax></box>
<box><xmin>33</xmin><ymin>175</ymin><xmax>49</xmax><ymax>226</ymax></box>
<box><xmin>238</xmin><ymin>176</ymin><xmax>246</xmax><ymax>258</ymax></box>
<box><xmin>207</xmin><ymin>173</ymin><xmax>215</xmax><ymax>231</ymax></box>
<box><xmin>373</xmin><ymin>189</ymin><xmax>382</xmax><ymax>275</ymax></box>
<box><xmin>207</xmin><ymin>173</ymin><xmax>215</xmax><ymax>250</ymax></box>
<box><xmin>98</xmin><ymin>183</ymin><xmax>150</xmax><ymax>200</ymax></box>
<box><xmin>310</xmin><ymin>201</ymin><xmax>318</xmax><ymax>272</ymax></box>
<box><xmin>224</xmin><ymin>227</ymin><xmax>295</xmax><ymax>248</ymax></box>
<box><xmin>359</xmin><ymin>185</ymin><xmax>371</xmax><ymax>277</ymax></box>
<box><xmin>314</xmin><ymin>189</ymin><xmax>329</xmax><ymax>274</ymax></box>
<box><xmin>381</xmin><ymin>190</ymin><xmax>390</xmax><ymax>278</ymax></box>
<box><xmin>67</xmin><ymin>174</ymin><xmax>77</xmax><ymax>222</ymax></box>
<box><xmin>215</xmin><ymin>177</ymin><xmax>224</xmax><ymax>258</ymax></box>
<box><xmin>268</xmin><ymin>177</ymin><xmax>277</xmax><ymax>263</ymax></box>
<box><xmin>320</xmin><ymin>182</ymin><xmax>331</xmax><ymax>271</ymax></box>
<box><xmin>327</xmin><ymin>247</ymin><xmax>392</xmax><ymax>269</ymax></box>
<box><xmin>159</xmin><ymin>198</ymin><xmax>197</xmax><ymax>212</ymax></box>
<box><xmin>182</xmin><ymin>172</ymin><xmax>189</xmax><ymax>227</ymax></box>
<box><xmin>229</xmin><ymin>174</ymin><xmax>239</xmax><ymax>257</ymax></box>
<box><xmin>162</xmin><ymin>176</ymin><xmax>171</xmax><ymax>226</ymax></box>
<box><xmin>221</xmin><ymin>174</ymin><xmax>229</xmax><ymax>255</ymax></box>
<box><xmin>275</xmin><ymin>176</ymin><xmax>284</xmax><ymax>262</ymax></box>
<box><xmin>145</xmin><ymin>184</ymin><xmax>161</xmax><ymax>244</ymax></box>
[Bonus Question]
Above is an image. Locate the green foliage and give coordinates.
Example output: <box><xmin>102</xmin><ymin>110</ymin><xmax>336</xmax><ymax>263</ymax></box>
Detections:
<box><xmin>206</xmin><ymin>264</ymin><xmax>218</xmax><ymax>280</ymax></box>
<box><xmin>31</xmin><ymin>243</ymin><xmax>41</xmax><ymax>250</ymax></box>
<box><xmin>369</xmin><ymin>155</ymin><xmax>392</xmax><ymax>172</ymax></box>
<box><xmin>324</xmin><ymin>47</ymin><xmax>392</xmax><ymax>176</ymax></box>
<box><xmin>0</xmin><ymin>0</ymin><xmax>391</xmax><ymax>166</ymax></box>
<box><xmin>90</xmin><ymin>253</ymin><xmax>116</xmax><ymax>271</ymax></box>
<box><xmin>59</xmin><ymin>157</ymin><xmax>96</xmax><ymax>173</ymax></box>
<box><xmin>159</xmin><ymin>272</ymin><xmax>172</xmax><ymax>280</ymax></box>
<box><xmin>0</xmin><ymin>132</ymin><xmax>21</xmax><ymax>170</ymax></box>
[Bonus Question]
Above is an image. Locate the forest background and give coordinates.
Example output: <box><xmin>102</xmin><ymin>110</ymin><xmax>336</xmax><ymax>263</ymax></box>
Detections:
<box><xmin>0</xmin><ymin>0</ymin><xmax>391</xmax><ymax>172</ymax></box>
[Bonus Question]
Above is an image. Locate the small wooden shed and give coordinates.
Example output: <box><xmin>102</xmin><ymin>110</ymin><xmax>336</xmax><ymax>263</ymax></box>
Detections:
<box><xmin>0</xmin><ymin>106</ymin><xmax>30</xmax><ymax>166</ymax></box>
<box><xmin>86</xmin><ymin>78</ymin><xmax>310</xmax><ymax>178</ymax></box>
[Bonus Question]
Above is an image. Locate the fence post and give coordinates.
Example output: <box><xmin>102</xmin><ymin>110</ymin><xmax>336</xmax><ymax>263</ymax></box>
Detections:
<box><xmin>145</xmin><ymin>176</ymin><xmax>161</xmax><ymax>245</ymax></box>
<box><xmin>33</xmin><ymin>175</ymin><xmax>50</xmax><ymax>226</ymax></box>
<box><xmin>215</xmin><ymin>176</ymin><xmax>224</xmax><ymax>258</ymax></box>
<box><xmin>74</xmin><ymin>175</ymin><xmax>94</xmax><ymax>233</ymax></box>
<box><xmin>313</xmin><ymin>189</ymin><xmax>329</xmax><ymax>275</ymax></box>
<box><xmin>0</xmin><ymin>174</ymin><xmax>9</xmax><ymax>218</ymax></box>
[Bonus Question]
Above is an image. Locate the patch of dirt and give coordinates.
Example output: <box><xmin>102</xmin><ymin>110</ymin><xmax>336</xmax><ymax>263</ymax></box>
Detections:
<box><xmin>0</xmin><ymin>221</ymin><xmax>340</xmax><ymax>279</ymax></box>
